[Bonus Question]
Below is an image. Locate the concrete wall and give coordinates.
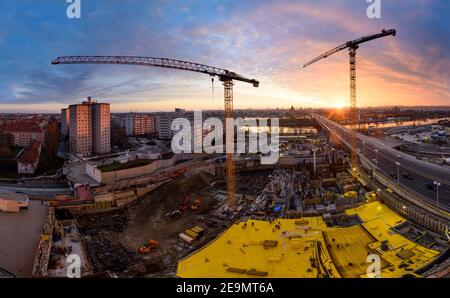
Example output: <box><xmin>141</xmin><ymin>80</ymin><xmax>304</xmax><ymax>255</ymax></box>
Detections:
<box><xmin>85</xmin><ymin>162</ymin><xmax>102</xmax><ymax>183</ymax></box>
<box><xmin>98</xmin><ymin>153</ymin><xmax>197</xmax><ymax>183</ymax></box>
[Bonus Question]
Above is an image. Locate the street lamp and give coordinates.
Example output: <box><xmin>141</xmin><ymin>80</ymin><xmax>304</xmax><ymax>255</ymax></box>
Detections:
<box><xmin>362</xmin><ymin>141</ymin><xmax>366</xmax><ymax>156</ymax></box>
<box><xmin>395</xmin><ymin>162</ymin><xmax>400</xmax><ymax>183</ymax></box>
<box><xmin>374</xmin><ymin>148</ymin><xmax>378</xmax><ymax>162</ymax></box>
<box><xmin>434</xmin><ymin>181</ymin><xmax>441</xmax><ymax>208</ymax></box>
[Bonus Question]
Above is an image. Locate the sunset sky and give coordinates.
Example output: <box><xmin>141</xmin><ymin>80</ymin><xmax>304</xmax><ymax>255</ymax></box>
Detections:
<box><xmin>0</xmin><ymin>0</ymin><xmax>449</xmax><ymax>113</ymax></box>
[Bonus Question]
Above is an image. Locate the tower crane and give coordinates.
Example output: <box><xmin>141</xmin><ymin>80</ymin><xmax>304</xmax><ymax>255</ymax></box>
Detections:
<box><xmin>52</xmin><ymin>56</ymin><xmax>259</xmax><ymax>208</ymax></box>
<box><xmin>303</xmin><ymin>29</ymin><xmax>396</xmax><ymax>173</ymax></box>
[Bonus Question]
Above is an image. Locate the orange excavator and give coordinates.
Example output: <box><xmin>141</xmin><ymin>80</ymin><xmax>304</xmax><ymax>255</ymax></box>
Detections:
<box><xmin>137</xmin><ymin>239</ymin><xmax>159</xmax><ymax>254</ymax></box>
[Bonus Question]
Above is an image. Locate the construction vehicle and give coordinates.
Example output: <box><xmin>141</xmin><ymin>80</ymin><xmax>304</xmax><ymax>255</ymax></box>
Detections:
<box><xmin>52</xmin><ymin>56</ymin><xmax>259</xmax><ymax>210</ymax></box>
<box><xmin>303</xmin><ymin>29</ymin><xmax>396</xmax><ymax>174</ymax></box>
<box><xmin>137</xmin><ymin>246</ymin><xmax>151</xmax><ymax>254</ymax></box>
<box><xmin>191</xmin><ymin>197</ymin><xmax>202</xmax><ymax>210</ymax></box>
<box><xmin>137</xmin><ymin>239</ymin><xmax>159</xmax><ymax>254</ymax></box>
<box><xmin>147</xmin><ymin>239</ymin><xmax>159</xmax><ymax>249</ymax></box>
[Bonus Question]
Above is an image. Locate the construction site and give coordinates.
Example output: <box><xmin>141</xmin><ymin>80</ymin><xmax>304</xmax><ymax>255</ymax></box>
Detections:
<box><xmin>2</xmin><ymin>28</ymin><xmax>448</xmax><ymax>280</ymax></box>
<box><xmin>28</xmin><ymin>116</ymin><xmax>449</xmax><ymax>277</ymax></box>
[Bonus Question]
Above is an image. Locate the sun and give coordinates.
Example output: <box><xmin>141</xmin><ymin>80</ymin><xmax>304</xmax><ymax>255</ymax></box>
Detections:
<box><xmin>333</xmin><ymin>101</ymin><xmax>347</xmax><ymax>109</ymax></box>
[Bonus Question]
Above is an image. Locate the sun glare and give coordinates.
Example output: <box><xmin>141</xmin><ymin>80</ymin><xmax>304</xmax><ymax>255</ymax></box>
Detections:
<box><xmin>333</xmin><ymin>102</ymin><xmax>346</xmax><ymax>109</ymax></box>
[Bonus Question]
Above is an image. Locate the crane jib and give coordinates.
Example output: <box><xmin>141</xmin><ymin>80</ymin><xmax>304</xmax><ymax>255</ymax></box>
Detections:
<box><xmin>303</xmin><ymin>29</ymin><xmax>396</xmax><ymax>68</ymax></box>
<box><xmin>52</xmin><ymin>56</ymin><xmax>259</xmax><ymax>87</ymax></box>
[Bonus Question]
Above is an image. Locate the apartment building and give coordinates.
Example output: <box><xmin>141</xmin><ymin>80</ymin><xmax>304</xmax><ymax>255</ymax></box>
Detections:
<box><xmin>125</xmin><ymin>113</ymin><xmax>155</xmax><ymax>136</ymax></box>
<box><xmin>67</xmin><ymin>97</ymin><xmax>110</xmax><ymax>157</ymax></box>
<box><xmin>1</xmin><ymin>121</ymin><xmax>44</xmax><ymax>147</ymax></box>
<box><xmin>61</xmin><ymin>108</ymin><xmax>70</xmax><ymax>136</ymax></box>
<box><xmin>92</xmin><ymin>103</ymin><xmax>111</xmax><ymax>155</ymax></box>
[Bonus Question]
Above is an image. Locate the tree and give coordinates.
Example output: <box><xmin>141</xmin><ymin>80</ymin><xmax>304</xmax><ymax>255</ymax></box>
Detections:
<box><xmin>0</xmin><ymin>146</ymin><xmax>13</xmax><ymax>159</ymax></box>
<box><xmin>44</xmin><ymin>118</ymin><xmax>59</xmax><ymax>158</ymax></box>
<box><xmin>0</xmin><ymin>131</ymin><xmax>13</xmax><ymax>147</ymax></box>
<box><xmin>37</xmin><ymin>118</ymin><xmax>62</xmax><ymax>173</ymax></box>
<box><xmin>111</xmin><ymin>127</ymin><xmax>129</xmax><ymax>150</ymax></box>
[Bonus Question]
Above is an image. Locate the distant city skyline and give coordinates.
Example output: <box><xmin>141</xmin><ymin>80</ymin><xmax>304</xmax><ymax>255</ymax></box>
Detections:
<box><xmin>1</xmin><ymin>1</ymin><xmax>449</xmax><ymax>113</ymax></box>
<box><xmin>1</xmin><ymin>104</ymin><xmax>450</xmax><ymax>115</ymax></box>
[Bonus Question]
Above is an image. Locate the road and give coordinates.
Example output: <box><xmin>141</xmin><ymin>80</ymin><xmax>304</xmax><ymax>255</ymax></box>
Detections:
<box><xmin>0</xmin><ymin>182</ymin><xmax>71</xmax><ymax>197</ymax></box>
<box><xmin>314</xmin><ymin>114</ymin><xmax>450</xmax><ymax>210</ymax></box>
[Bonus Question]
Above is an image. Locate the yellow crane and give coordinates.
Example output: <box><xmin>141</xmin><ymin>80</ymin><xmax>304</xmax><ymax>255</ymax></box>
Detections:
<box><xmin>52</xmin><ymin>56</ymin><xmax>259</xmax><ymax>208</ymax></box>
<box><xmin>303</xmin><ymin>29</ymin><xmax>396</xmax><ymax>173</ymax></box>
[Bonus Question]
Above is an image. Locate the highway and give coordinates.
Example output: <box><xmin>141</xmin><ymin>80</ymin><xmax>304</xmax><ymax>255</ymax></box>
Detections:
<box><xmin>314</xmin><ymin>114</ymin><xmax>450</xmax><ymax>211</ymax></box>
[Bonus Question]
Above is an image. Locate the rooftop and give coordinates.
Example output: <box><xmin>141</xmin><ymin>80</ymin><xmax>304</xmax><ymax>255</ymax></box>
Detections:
<box><xmin>1</xmin><ymin>120</ymin><xmax>43</xmax><ymax>133</ymax></box>
<box><xmin>18</xmin><ymin>140</ymin><xmax>42</xmax><ymax>164</ymax></box>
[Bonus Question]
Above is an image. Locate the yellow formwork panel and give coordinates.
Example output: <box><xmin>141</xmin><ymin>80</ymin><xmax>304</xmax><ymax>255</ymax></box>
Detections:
<box><xmin>346</xmin><ymin>201</ymin><xmax>440</xmax><ymax>277</ymax></box>
<box><xmin>177</xmin><ymin>218</ymin><xmax>340</xmax><ymax>278</ymax></box>
<box><xmin>177</xmin><ymin>201</ymin><xmax>440</xmax><ymax>278</ymax></box>
<box><xmin>323</xmin><ymin>225</ymin><xmax>390</xmax><ymax>278</ymax></box>
<box><xmin>346</xmin><ymin>201</ymin><xmax>406</xmax><ymax>227</ymax></box>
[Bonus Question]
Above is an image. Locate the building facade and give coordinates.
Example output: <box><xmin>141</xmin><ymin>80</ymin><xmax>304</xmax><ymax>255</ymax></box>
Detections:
<box><xmin>61</xmin><ymin>108</ymin><xmax>70</xmax><ymax>136</ymax></box>
<box><xmin>125</xmin><ymin>113</ymin><xmax>155</xmax><ymax>136</ymax></box>
<box><xmin>17</xmin><ymin>140</ymin><xmax>42</xmax><ymax>174</ymax></box>
<box><xmin>158</xmin><ymin>113</ymin><xmax>176</xmax><ymax>139</ymax></box>
<box><xmin>1</xmin><ymin>121</ymin><xmax>44</xmax><ymax>147</ymax></box>
<box><xmin>67</xmin><ymin>97</ymin><xmax>110</xmax><ymax>157</ymax></box>
<box><xmin>92</xmin><ymin>103</ymin><xmax>111</xmax><ymax>154</ymax></box>
<box><xmin>157</xmin><ymin>110</ymin><xmax>196</xmax><ymax>142</ymax></box>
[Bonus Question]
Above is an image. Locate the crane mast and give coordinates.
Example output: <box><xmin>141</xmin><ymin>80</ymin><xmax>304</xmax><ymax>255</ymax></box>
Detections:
<box><xmin>53</xmin><ymin>56</ymin><xmax>259</xmax><ymax>209</ymax></box>
<box><xmin>349</xmin><ymin>45</ymin><xmax>358</xmax><ymax>170</ymax></box>
<box><xmin>303</xmin><ymin>29</ymin><xmax>396</xmax><ymax>172</ymax></box>
<box><xmin>223</xmin><ymin>79</ymin><xmax>236</xmax><ymax>207</ymax></box>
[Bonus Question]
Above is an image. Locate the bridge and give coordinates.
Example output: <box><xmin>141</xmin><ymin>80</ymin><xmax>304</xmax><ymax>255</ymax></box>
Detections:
<box><xmin>313</xmin><ymin>114</ymin><xmax>450</xmax><ymax>215</ymax></box>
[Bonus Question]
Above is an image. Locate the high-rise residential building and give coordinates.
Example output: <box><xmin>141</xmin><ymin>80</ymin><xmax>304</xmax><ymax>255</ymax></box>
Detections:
<box><xmin>157</xmin><ymin>110</ymin><xmax>194</xmax><ymax>140</ymax></box>
<box><xmin>69</xmin><ymin>102</ymin><xmax>92</xmax><ymax>156</ymax></box>
<box><xmin>67</xmin><ymin>97</ymin><xmax>110</xmax><ymax>157</ymax></box>
<box><xmin>125</xmin><ymin>113</ymin><xmax>155</xmax><ymax>136</ymax></box>
<box><xmin>92</xmin><ymin>103</ymin><xmax>111</xmax><ymax>155</ymax></box>
<box><xmin>158</xmin><ymin>113</ymin><xmax>176</xmax><ymax>139</ymax></box>
<box><xmin>61</xmin><ymin>108</ymin><xmax>70</xmax><ymax>136</ymax></box>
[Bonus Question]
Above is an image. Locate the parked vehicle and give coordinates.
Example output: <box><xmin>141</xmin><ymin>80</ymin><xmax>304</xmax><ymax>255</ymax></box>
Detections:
<box><xmin>402</xmin><ymin>173</ymin><xmax>414</xmax><ymax>181</ymax></box>
<box><xmin>426</xmin><ymin>183</ymin><xmax>437</xmax><ymax>191</ymax></box>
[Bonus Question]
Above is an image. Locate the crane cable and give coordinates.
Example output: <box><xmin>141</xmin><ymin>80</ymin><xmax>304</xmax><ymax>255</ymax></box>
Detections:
<box><xmin>211</xmin><ymin>76</ymin><xmax>215</xmax><ymax>105</ymax></box>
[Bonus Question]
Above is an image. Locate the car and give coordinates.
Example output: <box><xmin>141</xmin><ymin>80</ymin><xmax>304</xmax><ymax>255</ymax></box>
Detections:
<box><xmin>426</xmin><ymin>183</ymin><xmax>437</xmax><ymax>191</ymax></box>
<box><xmin>397</xmin><ymin>155</ymin><xmax>403</xmax><ymax>159</ymax></box>
<box><xmin>389</xmin><ymin>172</ymin><xmax>397</xmax><ymax>179</ymax></box>
<box><xmin>372</xmin><ymin>158</ymin><xmax>379</xmax><ymax>164</ymax></box>
<box><xmin>215</xmin><ymin>157</ymin><xmax>226</xmax><ymax>163</ymax></box>
<box><xmin>402</xmin><ymin>173</ymin><xmax>414</xmax><ymax>181</ymax></box>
